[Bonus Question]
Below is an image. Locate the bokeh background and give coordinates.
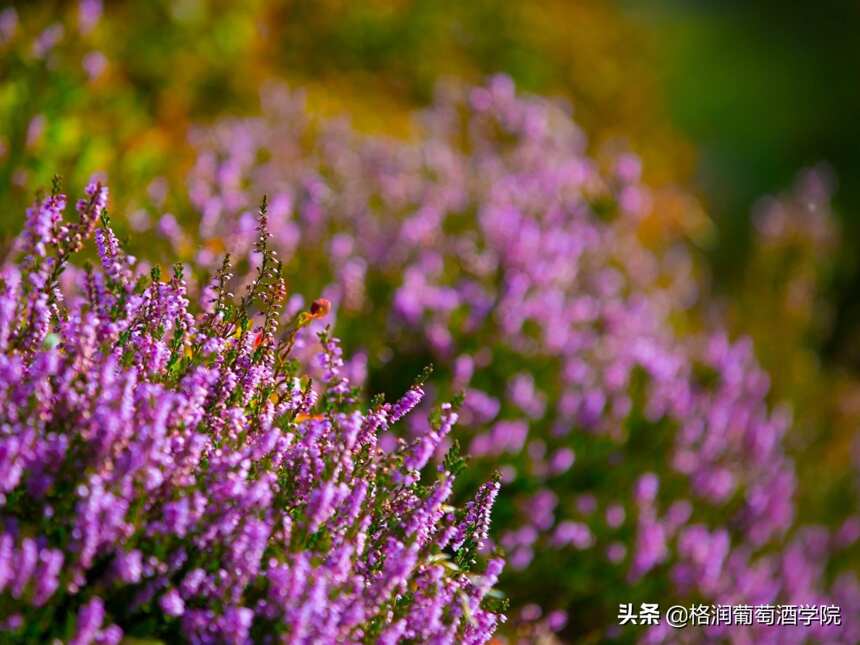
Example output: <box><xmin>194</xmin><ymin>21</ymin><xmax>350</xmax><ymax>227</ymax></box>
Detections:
<box><xmin>2</xmin><ymin>0</ymin><xmax>859</xmax><ymax>640</ymax></box>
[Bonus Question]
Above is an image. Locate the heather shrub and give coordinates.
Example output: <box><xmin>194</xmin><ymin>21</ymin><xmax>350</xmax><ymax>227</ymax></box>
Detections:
<box><xmin>0</xmin><ymin>183</ymin><xmax>506</xmax><ymax>643</ymax></box>
<box><xmin>3</xmin><ymin>3</ymin><xmax>858</xmax><ymax>643</ymax></box>
<box><xmin>177</xmin><ymin>78</ymin><xmax>860</xmax><ymax>641</ymax></box>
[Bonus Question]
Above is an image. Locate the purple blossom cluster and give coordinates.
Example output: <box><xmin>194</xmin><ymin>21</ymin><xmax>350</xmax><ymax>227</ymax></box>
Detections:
<box><xmin>179</xmin><ymin>77</ymin><xmax>860</xmax><ymax>641</ymax></box>
<box><xmin>0</xmin><ymin>184</ymin><xmax>506</xmax><ymax>643</ymax></box>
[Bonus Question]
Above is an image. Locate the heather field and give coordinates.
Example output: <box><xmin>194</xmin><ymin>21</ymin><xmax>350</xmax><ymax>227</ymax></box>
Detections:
<box><xmin>1</xmin><ymin>2</ymin><xmax>859</xmax><ymax>643</ymax></box>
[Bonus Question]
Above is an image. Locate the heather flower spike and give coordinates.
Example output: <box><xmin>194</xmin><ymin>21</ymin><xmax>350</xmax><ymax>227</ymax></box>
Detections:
<box><xmin>0</xmin><ymin>185</ymin><xmax>506</xmax><ymax>643</ymax></box>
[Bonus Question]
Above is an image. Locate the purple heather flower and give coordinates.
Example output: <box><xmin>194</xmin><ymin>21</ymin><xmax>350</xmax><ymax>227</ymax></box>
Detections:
<box><xmin>83</xmin><ymin>51</ymin><xmax>107</xmax><ymax>80</ymax></box>
<box><xmin>70</xmin><ymin>596</ymin><xmax>105</xmax><ymax>645</ymax></box>
<box><xmin>553</xmin><ymin>521</ymin><xmax>594</xmax><ymax>550</ymax></box>
<box><xmin>388</xmin><ymin>383</ymin><xmax>425</xmax><ymax>424</ymax></box>
<box><xmin>605</xmin><ymin>504</ymin><xmax>626</xmax><ymax>529</ymax></box>
<box><xmin>159</xmin><ymin>588</ymin><xmax>185</xmax><ymax>617</ymax></box>
<box><xmin>78</xmin><ymin>0</ymin><xmax>103</xmax><ymax>35</ymax></box>
<box><xmin>0</xmin><ymin>186</ymin><xmax>505</xmax><ymax>643</ymax></box>
<box><xmin>31</xmin><ymin>24</ymin><xmax>64</xmax><ymax>59</ymax></box>
<box><xmin>0</xmin><ymin>8</ymin><xmax>17</xmax><ymax>45</ymax></box>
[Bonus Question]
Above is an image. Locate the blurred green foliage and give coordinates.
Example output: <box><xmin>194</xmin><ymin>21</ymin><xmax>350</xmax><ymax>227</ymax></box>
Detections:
<box><xmin>627</xmin><ymin>0</ymin><xmax>860</xmax><ymax>369</ymax></box>
<box><xmin>0</xmin><ymin>0</ymin><xmax>698</xmax><ymax>241</ymax></box>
